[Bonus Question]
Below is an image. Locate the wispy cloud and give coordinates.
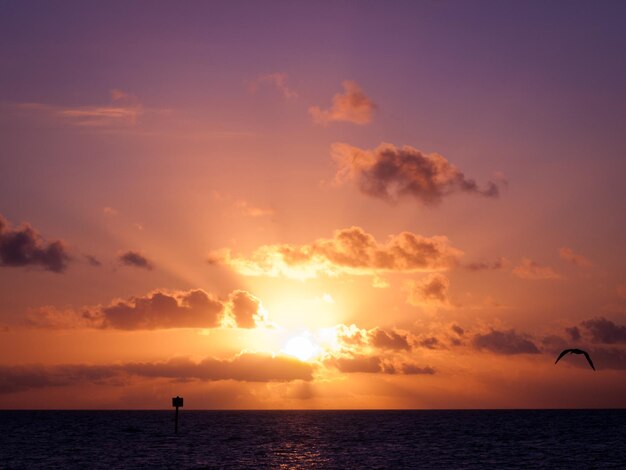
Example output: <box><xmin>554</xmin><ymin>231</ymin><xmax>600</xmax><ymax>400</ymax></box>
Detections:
<box><xmin>513</xmin><ymin>258</ymin><xmax>562</xmax><ymax>280</ymax></box>
<box><xmin>0</xmin><ymin>353</ymin><xmax>314</xmax><ymax>394</ymax></box>
<box><xmin>559</xmin><ymin>247</ymin><xmax>592</xmax><ymax>268</ymax></box>
<box><xmin>248</xmin><ymin>72</ymin><xmax>298</xmax><ymax>99</ymax></box>
<box><xmin>309</xmin><ymin>80</ymin><xmax>375</xmax><ymax>125</ymax></box>
<box><xmin>16</xmin><ymin>89</ymin><xmax>143</xmax><ymax>128</ymax></box>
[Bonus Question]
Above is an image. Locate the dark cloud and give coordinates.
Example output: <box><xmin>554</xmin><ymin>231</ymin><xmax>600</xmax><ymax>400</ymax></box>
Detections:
<box><xmin>332</xmin><ymin>143</ymin><xmax>500</xmax><ymax>205</ymax></box>
<box><xmin>582</xmin><ymin>317</ymin><xmax>626</xmax><ymax>344</ymax></box>
<box><xmin>565</xmin><ymin>326</ymin><xmax>581</xmax><ymax>341</ymax></box>
<box><xmin>451</xmin><ymin>324</ymin><xmax>465</xmax><ymax>336</ymax></box>
<box><xmin>118</xmin><ymin>251</ymin><xmax>154</xmax><ymax>270</ymax></box>
<box><xmin>586</xmin><ymin>348</ymin><xmax>626</xmax><ymax>370</ymax></box>
<box><xmin>329</xmin><ymin>355</ymin><xmax>382</xmax><ymax>373</ymax></box>
<box><xmin>465</xmin><ymin>257</ymin><xmax>508</xmax><ymax>271</ymax></box>
<box><xmin>0</xmin><ymin>215</ymin><xmax>71</xmax><ymax>273</ymax></box>
<box><xmin>407</xmin><ymin>273</ymin><xmax>450</xmax><ymax>307</ymax></box>
<box><xmin>472</xmin><ymin>329</ymin><xmax>540</xmax><ymax>355</ymax></box>
<box><xmin>95</xmin><ymin>289</ymin><xmax>223</xmax><ymax>330</ymax></box>
<box><xmin>397</xmin><ymin>364</ymin><xmax>436</xmax><ymax>375</ymax></box>
<box><xmin>0</xmin><ymin>354</ymin><xmax>314</xmax><ymax>394</ymax></box>
<box><xmin>368</xmin><ymin>328</ymin><xmax>411</xmax><ymax>351</ymax></box>
<box><xmin>418</xmin><ymin>337</ymin><xmax>442</xmax><ymax>349</ymax></box>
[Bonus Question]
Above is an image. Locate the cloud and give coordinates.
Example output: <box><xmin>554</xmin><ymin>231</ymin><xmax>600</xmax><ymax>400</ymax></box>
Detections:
<box><xmin>368</xmin><ymin>328</ymin><xmax>412</xmax><ymax>351</ymax></box>
<box><xmin>309</xmin><ymin>80</ymin><xmax>375</xmax><ymax>125</ymax></box>
<box><xmin>16</xmin><ymin>89</ymin><xmax>143</xmax><ymax>128</ymax></box>
<box><xmin>234</xmin><ymin>200</ymin><xmax>274</xmax><ymax>217</ymax></box>
<box><xmin>227</xmin><ymin>290</ymin><xmax>267</xmax><ymax>328</ymax></box>
<box><xmin>397</xmin><ymin>364</ymin><xmax>436</xmax><ymax>375</ymax></box>
<box><xmin>103</xmin><ymin>206</ymin><xmax>119</xmax><ymax>216</ymax></box>
<box><xmin>581</xmin><ymin>317</ymin><xmax>626</xmax><ymax>344</ymax></box>
<box><xmin>26</xmin><ymin>306</ymin><xmax>93</xmax><ymax>329</ymax></box>
<box><xmin>329</xmin><ymin>355</ymin><xmax>382</xmax><ymax>373</ymax></box>
<box><xmin>559</xmin><ymin>247</ymin><xmax>592</xmax><ymax>268</ymax></box>
<box><xmin>84</xmin><ymin>254</ymin><xmax>102</xmax><ymax>267</ymax></box>
<box><xmin>0</xmin><ymin>215</ymin><xmax>71</xmax><ymax>273</ymax></box>
<box><xmin>512</xmin><ymin>258</ymin><xmax>562</xmax><ymax>280</ymax></box>
<box><xmin>464</xmin><ymin>257</ymin><xmax>509</xmax><ymax>271</ymax></box>
<box><xmin>94</xmin><ymin>289</ymin><xmax>224</xmax><ymax>330</ymax></box>
<box><xmin>26</xmin><ymin>288</ymin><xmax>270</xmax><ymax>331</ymax></box>
<box><xmin>118</xmin><ymin>251</ymin><xmax>154</xmax><ymax>270</ymax></box>
<box><xmin>212</xmin><ymin>226</ymin><xmax>462</xmax><ymax>279</ymax></box>
<box><xmin>332</xmin><ymin>143</ymin><xmax>501</xmax><ymax>204</ymax></box>
<box><xmin>565</xmin><ymin>326</ymin><xmax>581</xmax><ymax>341</ymax></box>
<box><xmin>0</xmin><ymin>354</ymin><xmax>314</xmax><ymax>394</ymax></box>
<box><xmin>406</xmin><ymin>273</ymin><xmax>450</xmax><ymax>307</ymax></box>
<box><xmin>472</xmin><ymin>329</ymin><xmax>540</xmax><ymax>355</ymax></box>
<box><xmin>248</xmin><ymin>72</ymin><xmax>298</xmax><ymax>99</ymax></box>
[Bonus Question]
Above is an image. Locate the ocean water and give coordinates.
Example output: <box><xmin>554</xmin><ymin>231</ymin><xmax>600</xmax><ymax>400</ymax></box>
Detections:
<box><xmin>1</xmin><ymin>410</ymin><xmax>624</xmax><ymax>469</ymax></box>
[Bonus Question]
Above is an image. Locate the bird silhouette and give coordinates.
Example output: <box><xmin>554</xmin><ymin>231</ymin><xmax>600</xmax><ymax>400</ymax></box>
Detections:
<box><xmin>555</xmin><ymin>348</ymin><xmax>595</xmax><ymax>370</ymax></box>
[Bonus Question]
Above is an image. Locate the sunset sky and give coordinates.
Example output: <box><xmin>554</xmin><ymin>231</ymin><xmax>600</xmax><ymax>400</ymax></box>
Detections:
<box><xmin>1</xmin><ymin>1</ymin><xmax>626</xmax><ymax>409</ymax></box>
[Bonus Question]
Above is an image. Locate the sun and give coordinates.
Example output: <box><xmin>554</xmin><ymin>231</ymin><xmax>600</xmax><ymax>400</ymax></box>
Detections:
<box><xmin>284</xmin><ymin>335</ymin><xmax>318</xmax><ymax>362</ymax></box>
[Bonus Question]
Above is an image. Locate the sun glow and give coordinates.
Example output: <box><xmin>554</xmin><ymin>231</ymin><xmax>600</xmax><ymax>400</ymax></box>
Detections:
<box><xmin>284</xmin><ymin>335</ymin><xmax>318</xmax><ymax>362</ymax></box>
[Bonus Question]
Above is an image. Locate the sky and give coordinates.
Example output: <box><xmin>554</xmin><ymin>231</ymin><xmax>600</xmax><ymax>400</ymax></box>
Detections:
<box><xmin>1</xmin><ymin>0</ymin><xmax>626</xmax><ymax>409</ymax></box>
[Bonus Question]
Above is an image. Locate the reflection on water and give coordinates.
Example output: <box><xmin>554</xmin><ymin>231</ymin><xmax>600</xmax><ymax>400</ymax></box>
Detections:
<box><xmin>1</xmin><ymin>410</ymin><xmax>625</xmax><ymax>468</ymax></box>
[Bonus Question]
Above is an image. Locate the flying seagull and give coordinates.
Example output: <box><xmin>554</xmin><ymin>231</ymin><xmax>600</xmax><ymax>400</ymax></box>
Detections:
<box><xmin>555</xmin><ymin>348</ymin><xmax>595</xmax><ymax>371</ymax></box>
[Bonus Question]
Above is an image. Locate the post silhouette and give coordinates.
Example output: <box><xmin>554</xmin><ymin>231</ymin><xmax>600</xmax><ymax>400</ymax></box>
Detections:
<box><xmin>172</xmin><ymin>396</ymin><xmax>183</xmax><ymax>433</ymax></box>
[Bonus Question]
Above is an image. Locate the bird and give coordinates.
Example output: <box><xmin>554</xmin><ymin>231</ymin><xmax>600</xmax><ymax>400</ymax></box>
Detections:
<box><xmin>555</xmin><ymin>348</ymin><xmax>595</xmax><ymax>371</ymax></box>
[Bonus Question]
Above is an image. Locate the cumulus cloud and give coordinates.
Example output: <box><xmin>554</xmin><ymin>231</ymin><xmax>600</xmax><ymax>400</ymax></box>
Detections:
<box><xmin>559</xmin><ymin>247</ymin><xmax>592</xmax><ymax>268</ymax></box>
<box><xmin>512</xmin><ymin>258</ymin><xmax>562</xmax><ymax>280</ymax></box>
<box><xmin>248</xmin><ymin>72</ymin><xmax>298</xmax><ymax>99</ymax></box>
<box><xmin>332</xmin><ymin>143</ymin><xmax>500</xmax><ymax>205</ymax></box>
<box><xmin>472</xmin><ymin>329</ymin><xmax>540</xmax><ymax>355</ymax></box>
<box><xmin>0</xmin><ymin>215</ymin><xmax>71</xmax><ymax>273</ymax></box>
<box><xmin>26</xmin><ymin>288</ymin><xmax>269</xmax><ymax>331</ymax></box>
<box><xmin>581</xmin><ymin>317</ymin><xmax>626</xmax><ymax>344</ymax></box>
<box><xmin>227</xmin><ymin>290</ymin><xmax>267</xmax><ymax>328</ymax></box>
<box><xmin>118</xmin><ymin>251</ymin><xmax>154</xmax><ymax>270</ymax></box>
<box><xmin>406</xmin><ymin>273</ymin><xmax>450</xmax><ymax>307</ymax></box>
<box><xmin>309</xmin><ymin>80</ymin><xmax>375</xmax><ymax>125</ymax></box>
<box><xmin>0</xmin><ymin>354</ymin><xmax>314</xmax><ymax>394</ymax></box>
<box><xmin>212</xmin><ymin>226</ymin><xmax>462</xmax><ymax>279</ymax></box>
<box><xmin>95</xmin><ymin>289</ymin><xmax>223</xmax><ymax>330</ymax></box>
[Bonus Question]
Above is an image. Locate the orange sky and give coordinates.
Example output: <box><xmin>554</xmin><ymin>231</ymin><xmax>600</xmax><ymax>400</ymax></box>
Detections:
<box><xmin>1</xmin><ymin>2</ymin><xmax>626</xmax><ymax>409</ymax></box>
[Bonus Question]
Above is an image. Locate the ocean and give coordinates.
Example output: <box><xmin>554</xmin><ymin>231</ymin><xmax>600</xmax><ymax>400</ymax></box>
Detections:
<box><xmin>1</xmin><ymin>410</ymin><xmax>624</xmax><ymax>469</ymax></box>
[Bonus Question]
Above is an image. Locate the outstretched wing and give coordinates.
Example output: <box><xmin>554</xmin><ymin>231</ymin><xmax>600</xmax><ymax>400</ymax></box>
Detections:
<box><xmin>582</xmin><ymin>351</ymin><xmax>596</xmax><ymax>371</ymax></box>
<box><xmin>555</xmin><ymin>349</ymin><xmax>572</xmax><ymax>364</ymax></box>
